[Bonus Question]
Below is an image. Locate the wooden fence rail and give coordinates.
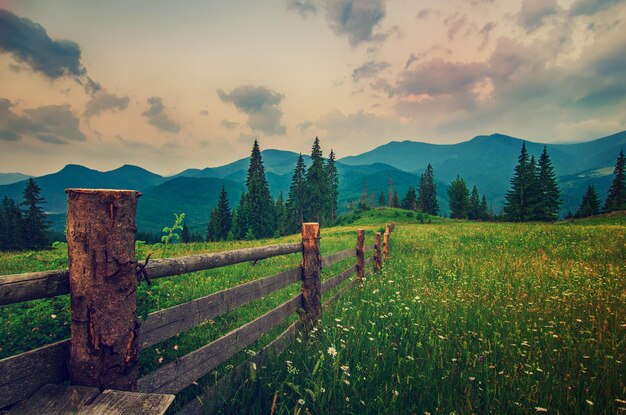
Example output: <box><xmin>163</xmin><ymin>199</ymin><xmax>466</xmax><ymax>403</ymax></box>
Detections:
<box><xmin>0</xmin><ymin>188</ymin><xmax>394</xmax><ymax>414</ymax></box>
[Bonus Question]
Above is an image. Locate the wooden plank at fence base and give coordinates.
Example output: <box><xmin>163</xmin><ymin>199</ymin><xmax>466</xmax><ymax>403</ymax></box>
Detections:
<box><xmin>0</xmin><ymin>340</ymin><xmax>70</xmax><ymax>410</ymax></box>
<box><xmin>140</xmin><ymin>266</ymin><xmax>301</xmax><ymax>348</ymax></box>
<box><xmin>177</xmin><ymin>321</ymin><xmax>301</xmax><ymax>415</ymax></box>
<box><xmin>322</xmin><ymin>265</ymin><xmax>357</xmax><ymax>295</ymax></box>
<box><xmin>137</xmin><ymin>294</ymin><xmax>302</xmax><ymax>395</ymax></box>
<box><xmin>145</xmin><ymin>242</ymin><xmax>302</xmax><ymax>280</ymax></box>
<box><xmin>324</xmin><ymin>257</ymin><xmax>372</xmax><ymax>307</ymax></box>
<box><xmin>321</xmin><ymin>248</ymin><xmax>354</xmax><ymax>268</ymax></box>
<box><xmin>0</xmin><ymin>269</ymin><xmax>69</xmax><ymax>306</ymax></box>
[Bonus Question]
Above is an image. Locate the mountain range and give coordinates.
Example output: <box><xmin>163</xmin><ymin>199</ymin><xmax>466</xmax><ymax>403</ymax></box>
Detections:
<box><xmin>1</xmin><ymin>131</ymin><xmax>624</xmax><ymax>234</ymax></box>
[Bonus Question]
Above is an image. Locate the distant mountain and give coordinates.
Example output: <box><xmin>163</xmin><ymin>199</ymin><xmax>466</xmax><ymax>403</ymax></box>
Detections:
<box><xmin>0</xmin><ymin>173</ymin><xmax>31</xmax><ymax>185</ymax></box>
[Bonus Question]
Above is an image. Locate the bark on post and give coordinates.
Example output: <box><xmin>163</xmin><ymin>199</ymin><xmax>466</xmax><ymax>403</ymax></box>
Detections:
<box><xmin>65</xmin><ymin>189</ymin><xmax>141</xmax><ymax>391</ymax></box>
<box><xmin>301</xmin><ymin>223</ymin><xmax>321</xmax><ymax>329</ymax></box>
<box><xmin>356</xmin><ymin>229</ymin><xmax>365</xmax><ymax>280</ymax></box>
<box><xmin>373</xmin><ymin>232</ymin><xmax>382</xmax><ymax>272</ymax></box>
<box><xmin>383</xmin><ymin>224</ymin><xmax>390</xmax><ymax>260</ymax></box>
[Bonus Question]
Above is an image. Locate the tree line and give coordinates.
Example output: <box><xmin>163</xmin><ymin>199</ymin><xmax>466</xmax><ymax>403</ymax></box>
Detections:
<box><xmin>205</xmin><ymin>138</ymin><xmax>339</xmax><ymax>242</ymax></box>
<box><xmin>0</xmin><ymin>178</ymin><xmax>50</xmax><ymax>250</ymax></box>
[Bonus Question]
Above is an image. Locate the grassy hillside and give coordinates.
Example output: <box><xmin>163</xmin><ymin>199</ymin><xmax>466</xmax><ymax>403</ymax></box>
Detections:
<box><xmin>0</xmin><ymin>210</ymin><xmax>623</xmax><ymax>414</ymax></box>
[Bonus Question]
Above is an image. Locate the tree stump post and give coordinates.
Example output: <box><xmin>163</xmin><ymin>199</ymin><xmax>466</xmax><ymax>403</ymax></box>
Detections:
<box><xmin>356</xmin><ymin>229</ymin><xmax>365</xmax><ymax>280</ymax></box>
<box><xmin>373</xmin><ymin>232</ymin><xmax>382</xmax><ymax>272</ymax></box>
<box><xmin>65</xmin><ymin>189</ymin><xmax>141</xmax><ymax>391</ymax></box>
<box><xmin>383</xmin><ymin>224</ymin><xmax>390</xmax><ymax>260</ymax></box>
<box><xmin>301</xmin><ymin>223</ymin><xmax>321</xmax><ymax>329</ymax></box>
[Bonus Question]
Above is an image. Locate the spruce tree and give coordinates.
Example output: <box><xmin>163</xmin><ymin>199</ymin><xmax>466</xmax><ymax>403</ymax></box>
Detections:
<box><xmin>576</xmin><ymin>185</ymin><xmax>601</xmax><ymax>218</ymax></box>
<box><xmin>326</xmin><ymin>149</ymin><xmax>339</xmax><ymax>223</ymax></box>
<box><xmin>245</xmin><ymin>140</ymin><xmax>275</xmax><ymax>238</ymax></box>
<box><xmin>206</xmin><ymin>209</ymin><xmax>218</xmax><ymax>242</ymax></box>
<box><xmin>304</xmin><ymin>137</ymin><xmax>329</xmax><ymax>224</ymax></box>
<box><xmin>401</xmin><ymin>186</ymin><xmax>418</xmax><ymax>210</ymax></box>
<box><xmin>468</xmin><ymin>185</ymin><xmax>481</xmax><ymax>220</ymax></box>
<box><xmin>527</xmin><ymin>155</ymin><xmax>543</xmax><ymax>220</ymax></box>
<box><xmin>181</xmin><ymin>221</ymin><xmax>190</xmax><ymax>243</ymax></box>
<box><xmin>604</xmin><ymin>150</ymin><xmax>626</xmax><ymax>212</ymax></box>
<box><xmin>504</xmin><ymin>142</ymin><xmax>538</xmax><ymax>221</ymax></box>
<box><xmin>232</xmin><ymin>192</ymin><xmax>249</xmax><ymax>240</ymax></box>
<box><xmin>378</xmin><ymin>191</ymin><xmax>386</xmax><ymax>207</ymax></box>
<box><xmin>418</xmin><ymin>163</ymin><xmax>439</xmax><ymax>215</ymax></box>
<box><xmin>537</xmin><ymin>146</ymin><xmax>561</xmax><ymax>220</ymax></box>
<box><xmin>215</xmin><ymin>184</ymin><xmax>232</xmax><ymax>240</ymax></box>
<box><xmin>285</xmin><ymin>154</ymin><xmax>307</xmax><ymax>234</ymax></box>
<box><xmin>21</xmin><ymin>178</ymin><xmax>49</xmax><ymax>249</ymax></box>
<box><xmin>480</xmin><ymin>195</ymin><xmax>489</xmax><ymax>221</ymax></box>
<box><xmin>448</xmin><ymin>176</ymin><xmax>469</xmax><ymax>219</ymax></box>
<box><xmin>392</xmin><ymin>190</ymin><xmax>399</xmax><ymax>209</ymax></box>
<box><xmin>274</xmin><ymin>192</ymin><xmax>286</xmax><ymax>236</ymax></box>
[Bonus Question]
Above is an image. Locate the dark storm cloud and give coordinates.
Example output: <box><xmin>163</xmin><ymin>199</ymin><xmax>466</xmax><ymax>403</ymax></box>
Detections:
<box><xmin>0</xmin><ymin>98</ymin><xmax>86</xmax><ymax>144</ymax></box>
<box><xmin>0</xmin><ymin>9</ymin><xmax>101</xmax><ymax>95</ymax></box>
<box><xmin>324</xmin><ymin>0</ymin><xmax>386</xmax><ymax>46</ymax></box>
<box><xmin>142</xmin><ymin>97</ymin><xmax>180</xmax><ymax>133</ymax></box>
<box><xmin>396</xmin><ymin>59</ymin><xmax>487</xmax><ymax>98</ymax></box>
<box><xmin>352</xmin><ymin>60</ymin><xmax>390</xmax><ymax>82</ymax></box>
<box><xmin>84</xmin><ymin>90</ymin><xmax>130</xmax><ymax>117</ymax></box>
<box><xmin>287</xmin><ymin>0</ymin><xmax>318</xmax><ymax>17</ymax></box>
<box><xmin>516</xmin><ymin>0</ymin><xmax>560</xmax><ymax>33</ymax></box>
<box><xmin>217</xmin><ymin>85</ymin><xmax>286</xmax><ymax>136</ymax></box>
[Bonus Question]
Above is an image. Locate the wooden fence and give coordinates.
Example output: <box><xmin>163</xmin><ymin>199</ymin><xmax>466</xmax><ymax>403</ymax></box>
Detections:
<box><xmin>0</xmin><ymin>189</ymin><xmax>394</xmax><ymax>414</ymax></box>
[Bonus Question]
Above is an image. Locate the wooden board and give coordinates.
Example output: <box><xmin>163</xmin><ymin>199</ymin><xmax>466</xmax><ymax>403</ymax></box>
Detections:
<box><xmin>321</xmin><ymin>265</ymin><xmax>357</xmax><ymax>295</ymax></box>
<box><xmin>0</xmin><ymin>340</ymin><xmax>70</xmax><ymax>409</ymax></box>
<box><xmin>3</xmin><ymin>384</ymin><xmax>174</xmax><ymax>415</ymax></box>
<box><xmin>177</xmin><ymin>321</ymin><xmax>301</xmax><ymax>415</ymax></box>
<box><xmin>0</xmin><ymin>269</ymin><xmax>69</xmax><ymax>306</ymax></box>
<box><xmin>140</xmin><ymin>267</ymin><xmax>301</xmax><ymax>348</ymax></box>
<box><xmin>321</xmin><ymin>248</ymin><xmax>354</xmax><ymax>268</ymax></box>
<box><xmin>137</xmin><ymin>294</ymin><xmax>302</xmax><ymax>395</ymax></box>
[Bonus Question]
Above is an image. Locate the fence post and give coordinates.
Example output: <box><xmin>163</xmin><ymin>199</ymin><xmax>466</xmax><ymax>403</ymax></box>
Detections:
<box><xmin>65</xmin><ymin>189</ymin><xmax>141</xmax><ymax>391</ymax></box>
<box><xmin>383</xmin><ymin>224</ymin><xmax>390</xmax><ymax>260</ymax></box>
<box><xmin>301</xmin><ymin>222</ymin><xmax>321</xmax><ymax>329</ymax></box>
<box><xmin>373</xmin><ymin>232</ymin><xmax>382</xmax><ymax>272</ymax></box>
<box><xmin>356</xmin><ymin>229</ymin><xmax>365</xmax><ymax>280</ymax></box>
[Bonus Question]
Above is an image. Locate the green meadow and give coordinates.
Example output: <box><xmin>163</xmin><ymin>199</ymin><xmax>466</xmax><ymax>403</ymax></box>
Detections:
<box><xmin>0</xmin><ymin>209</ymin><xmax>624</xmax><ymax>414</ymax></box>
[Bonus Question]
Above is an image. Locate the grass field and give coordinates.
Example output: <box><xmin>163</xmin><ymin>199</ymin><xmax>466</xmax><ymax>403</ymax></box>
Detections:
<box><xmin>0</xmin><ymin>209</ymin><xmax>624</xmax><ymax>414</ymax></box>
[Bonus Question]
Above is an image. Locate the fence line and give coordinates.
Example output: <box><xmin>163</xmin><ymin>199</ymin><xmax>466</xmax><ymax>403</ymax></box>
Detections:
<box><xmin>0</xmin><ymin>188</ymin><xmax>394</xmax><ymax>414</ymax></box>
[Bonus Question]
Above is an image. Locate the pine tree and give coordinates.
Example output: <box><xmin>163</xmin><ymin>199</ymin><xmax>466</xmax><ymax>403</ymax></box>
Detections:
<box><xmin>274</xmin><ymin>192</ymin><xmax>286</xmax><ymax>236</ymax></box>
<box><xmin>304</xmin><ymin>137</ymin><xmax>329</xmax><ymax>224</ymax></box>
<box><xmin>378</xmin><ymin>191</ymin><xmax>386</xmax><ymax>207</ymax></box>
<box><xmin>527</xmin><ymin>155</ymin><xmax>543</xmax><ymax>220</ymax></box>
<box><xmin>206</xmin><ymin>209</ymin><xmax>218</xmax><ymax>242</ymax></box>
<box><xmin>480</xmin><ymin>195</ymin><xmax>489</xmax><ymax>221</ymax></box>
<box><xmin>215</xmin><ymin>184</ymin><xmax>232</xmax><ymax>240</ymax></box>
<box><xmin>504</xmin><ymin>142</ymin><xmax>539</xmax><ymax>222</ymax></box>
<box><xmin>401</xmin><ymin>186</ymin><xmax>418</xmax><ymax>210</ymax></box>
<box><xmin>181</xmin><ymin>221</ymin><xmax>190</xmax><ymax>243</ymax></box>
<box><xmin>392</xmin><ymin>190</ymin><xmax>399</xmax><ymax>209</ymax></box>
<box><xmin>418</xmin><ymin>164</ymin><xmax>439</xmax><ymax>215</ymax></box>
<box><xmin>285</xmin><ymin>154</ymin><xmax>307</xmax><ymax>234</ymax></box>
<box><xmin>575</xmin><ymin>185</ymin><xmax>601</xmax><ymax>218</ymax></box>
<box><xmin>21</xmin><ymin>178</ymin><xmax>49</xmax><ymax>249</ymax></box>
<box><xmin>537</xmin><ymin>146</ymin><xmax>561</xmax><ymax>220</ymax></box>
<box><xmin>448</xmin><ymin>176</ymin><xmax>469</xmax><ymax>219</ymax></box>
<box><xmin>326</xmin><ymin>149</ymin><xmax>339</xmax><ymax>223</ymax></box>
<box><xmin>245</xmin><ymin>140</ymin><xmax>275</xmax><ymax>238</ymax></box>
<box><xmin>604</xmin><ymin>150</ymin><xmax>626</xmax><ymax>212</ymax></box>
<box><xmin>231</xmin><ymin>192</ymin><xmax>249</xmax><ymax>240</ymax></box>
<box><xmin>468</xmin><ymin>185</ymin><xmax>481</xmax><ymax>220</ymax></box>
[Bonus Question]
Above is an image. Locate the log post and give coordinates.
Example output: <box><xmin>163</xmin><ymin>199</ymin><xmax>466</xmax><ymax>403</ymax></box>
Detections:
<box><xmin>383</xmin><ymin>224</ymin><xmax>390</xmax><ymax>260</ymax></box>
<box><xmin>356</xmin><ymin>229</ymin><xmax>365</xmax><ymax>280</ymax></box>
<box><xmin>301</xmin><ymin>223</ymin><xmax>321</xmax><ymax>329</ymax></box>
<box><xmin>373</xmin><ymin>232</ymin><xmax>382</xmax><ymax>272</ymax></box>
<box><xmin>65</xmin><ymin>189</ymin><xmax>141</xmax><ymax>391</ymax></box>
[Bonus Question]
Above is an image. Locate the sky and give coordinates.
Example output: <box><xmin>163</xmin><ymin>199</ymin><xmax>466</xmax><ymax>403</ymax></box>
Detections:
<box><xmin>0</xmin><ymin>0</ymin><xmax>625</xmax><ymax>176</ymax></box>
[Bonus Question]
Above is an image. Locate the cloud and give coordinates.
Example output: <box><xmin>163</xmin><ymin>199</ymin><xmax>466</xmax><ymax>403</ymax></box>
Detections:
<box><xmin>297</xmin><ymin>120</ymin><xmax>314</xmax><ymax>132</ymax></box>
<box><xmin>416</xmin><ymin>8</ymin><xmax>432</xmax><ymax>20</ymax></box>
<box><xmin>142</xmin><ymin>97</ymin><xmax>180</xmax><ymax>133</ymax></box>
<box><xmin>569</xmin><ymin>0</ymin><xmax>623</xmax><ymax>16</ymax></box>
<box><xmin>84</xmin><ymin>90</ymin><xmax>129</xmax><ymax>117</ymax></box>
<box><xmin>199</xmin><ymin>110</ymin><xmax>209</xmax><ymax>116</ymax></box>
<box><xmin>217</xmin><ymin>85</ymin><xmax>286</xmax><ymax>135</ymax></box>
<box><xmin>352</xmin><ymin>60</ymin><xmax>390</xmax><ymax>82</ymax></box>
<box><xmin>516</xmin><ymin>0</ymin><xmax>560</xmax><ymax>32</ymax></box>
<box><xmin>0</xmin><ymin>9</ymin><xmax>100</xmax><ymax>95</ymax></box>
<box><xmin>287</xmin><ymin>0</ymin><xmax>318</xmax><ymax>17</ymax></box>
<box><xmin>324</xmin><ymin>0</ymin><xmax>387</xmax><ymax>46</ymax></box>
<box><xmin>221</xmin><ymin>119</ymin><xmax>240</xmax><ymax>129</ymax></box>
<box><xmin>478</xmin><ymin>22</ymin><xmax>496</xmax><ymax>49</ymax></box>
<box><xmin>443</xmin><ymin>13</ymin><xmax>468</xmax><ymax>40</ymax></box>
<box><xmin>0</xmin><ymin>98</ymin><xmax>86</xmax><ymax>144</ymax></box>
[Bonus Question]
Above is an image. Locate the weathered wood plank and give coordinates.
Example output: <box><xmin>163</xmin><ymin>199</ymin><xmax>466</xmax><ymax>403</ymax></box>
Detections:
<box><xmin>137</xmin><ymin>294</ymin><xmax>302</xmax><ymax>395</ymax></box>
<box><xmin>3</xmin><ymin>384</ymin><xmax>100</xmax><ymax>414</ymax></box>
<box><xmin>145</xmin><ymin>242</ymin><xmax>302</xmax><ymax>280</ymax></box>
<box><xmin>0</xmin><ymin>340</ymin><xmax>70</xmax><ymax>410</ymax></box>
<box><xmin>321</xmin><ymin>265</ymin><xmax>356</xmax><ymax>295</ymax></box>
<box><xmin>140</xmin><ymin>266</ymin><xmax>301</xmax><ymax>348</ymax></box>
<box><xmin>320</xmin><ymin>248</ymin><xmax>354</xmax><ymax>268</ymax></box>
<box><xmin>0</xmin><ymin>242</ymin><xmax>301</xmax><ymax>306</ymax></box>
<box><xmin>0</xmin><ymin>269</ymin><xmax>69</xmax><ymax>306</ymax></box>
<box><xmin>177</xmin><ymin>321</ymin><xmax>301</xmax><ymax>415</ymax></box>
<box><xmin>88</xmin><ymin>389</ymin><xmax>174</xmax><ymax>415</ymax></box>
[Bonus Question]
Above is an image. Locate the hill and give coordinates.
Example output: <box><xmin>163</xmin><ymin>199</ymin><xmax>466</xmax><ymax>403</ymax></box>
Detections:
<box><xmin>0</xmin><ymin>173</ymin><xmax>31</xmax><ymax>185</ymax></box>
